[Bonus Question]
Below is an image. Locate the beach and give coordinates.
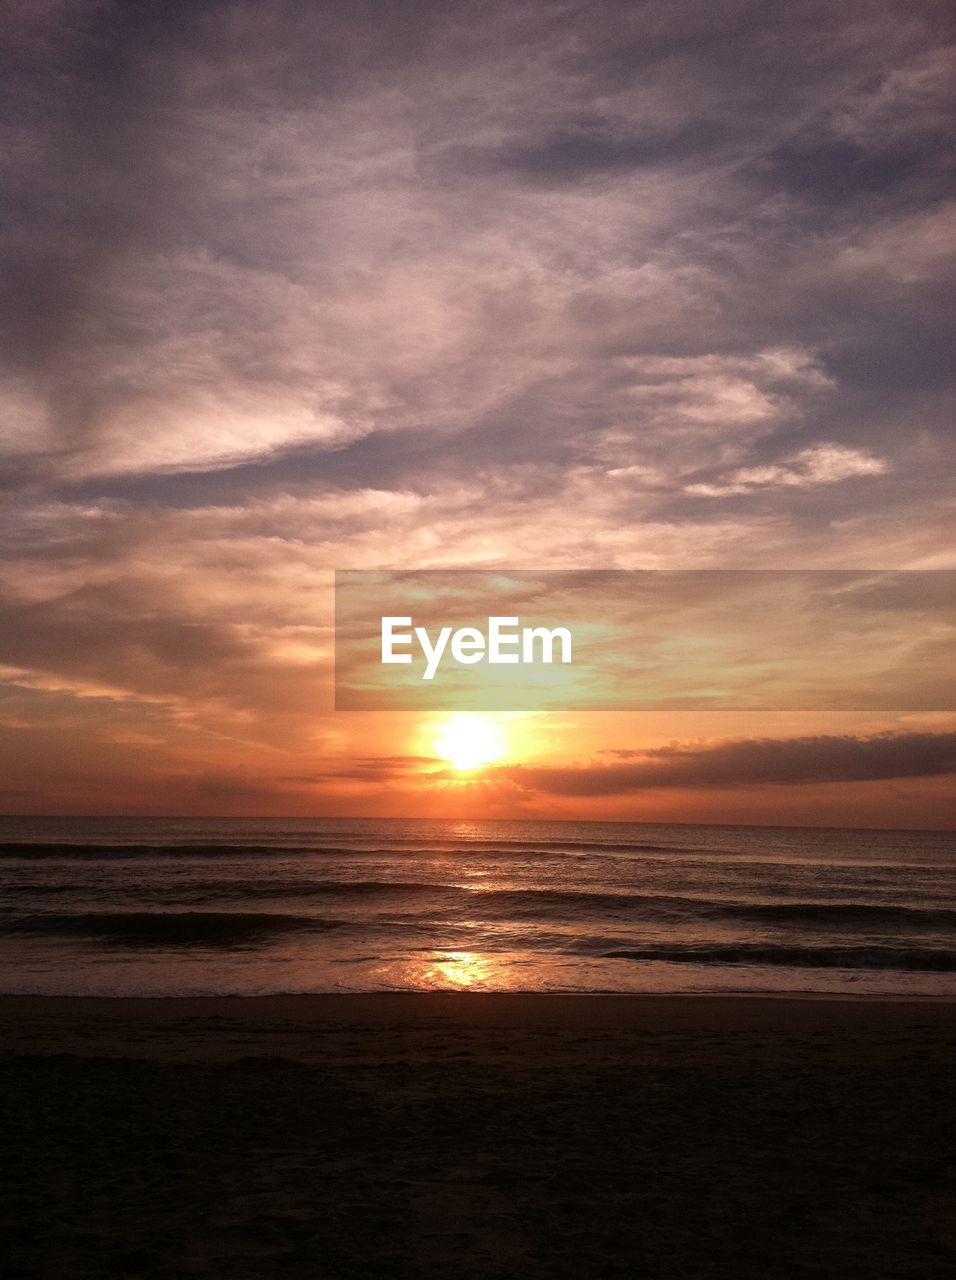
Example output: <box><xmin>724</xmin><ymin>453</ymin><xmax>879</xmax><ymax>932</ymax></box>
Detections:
<box><xmin>2</xmin><ymin>993</ymin><xmax>954</xmax><ymax>1278</ymax></box>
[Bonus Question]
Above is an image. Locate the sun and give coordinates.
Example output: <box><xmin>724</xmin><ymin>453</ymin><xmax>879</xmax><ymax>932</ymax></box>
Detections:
<box><xmin>433</xmin><ymin>714</ymin><xmax>507</xmax><ymax>771</ymax></box>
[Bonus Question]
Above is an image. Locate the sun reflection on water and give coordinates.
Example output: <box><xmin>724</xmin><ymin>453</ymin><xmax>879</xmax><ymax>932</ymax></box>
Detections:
<box><xmin>424</xmin><ymin>950</ymin><xmax>495</xmax><ymax>988</ymax></box>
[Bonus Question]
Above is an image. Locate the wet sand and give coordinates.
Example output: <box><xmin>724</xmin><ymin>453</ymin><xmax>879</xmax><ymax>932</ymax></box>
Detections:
<box><xmin>1</xmin><ymin>993</ymin><xmax>954</xmax><ymax>1278</ymax></box>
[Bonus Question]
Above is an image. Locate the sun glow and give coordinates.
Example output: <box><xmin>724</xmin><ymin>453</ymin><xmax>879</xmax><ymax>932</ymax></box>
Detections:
<box><xmin>433</xmin><ymin>713</ymin><xmax>507</xmax><ymax>771</ymax></box>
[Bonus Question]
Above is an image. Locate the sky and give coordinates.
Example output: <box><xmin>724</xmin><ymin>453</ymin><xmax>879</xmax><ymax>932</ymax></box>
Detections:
<box><xmin>1</xmin><ymin>0</ymin><xmax>954</xmax><ymax>825</ymax></box>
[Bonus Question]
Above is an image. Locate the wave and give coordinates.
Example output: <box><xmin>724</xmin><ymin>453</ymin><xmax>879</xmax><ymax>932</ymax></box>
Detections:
<box><xmin>0</xmin><ymin>843</ymin><xmax>346</xmax><ymax>860</ymax></box>
<box><xmin>435</xmin><ymin>888</ymin><xmax>956</xmax><ymax>930</ymax></box>
<box><xmin>6</xmin><ymin>880</ymin><xmax>953</xmax><ymax>930</ymax></box>
<box><xmin>214</xmin><ymin>879</ymin><xmax>454</xmax><ymax>899</ymax></box>
<box><xmin>1</xmin><ymin>911</ymin><xmax>338</xmax><ymax>946</ymax></box>
<box><xmin>604</xmin><ymin>944</ymin><xmax>956</xmax><ymax>972</ymax></box>
<box><xmin>1</xmin><ymin>879</ymin><xmax>464</xmax><ymax>901</ymax></box>
<box><xmin>0</xmin><ymin>839</ymin><xmax>707</xmax><ymax>860</ymax></box>
<box><xmin>467</xmin><ymin>888</ymin><xmax>702</xmax><ymax>917</ymax></box>
<box><xmin>719</xmin><ymin>901</ymin><xmax>956</xmax><ymax>928</ymax></box>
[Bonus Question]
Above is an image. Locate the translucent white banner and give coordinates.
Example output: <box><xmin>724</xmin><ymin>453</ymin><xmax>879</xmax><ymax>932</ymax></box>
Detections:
<box><xmin>334</xmin><ymin>570</ymin><xmax>956</xmax><ymax>711</ymax></box>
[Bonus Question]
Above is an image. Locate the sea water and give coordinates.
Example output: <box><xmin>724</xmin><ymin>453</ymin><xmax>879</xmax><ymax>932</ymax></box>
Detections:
<box><xmin>0</xmin><ymin>816</ymin><xmax>953</xmax><ymax>997</ymax></box>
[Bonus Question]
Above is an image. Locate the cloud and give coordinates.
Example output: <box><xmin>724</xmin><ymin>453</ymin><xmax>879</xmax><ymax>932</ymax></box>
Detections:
<box><xmin>460</xmin><ymin>118</ymin><xmax>725</xmax><ymax>183</ymax></box>
<box><xmin>1</xmin><ymin>0</ymin><xmax>951</xmax><ymax>497</ymax></box>
<box><xmin>286</xmin><ymin>756</ymin><xmax>437</xmax><ymax>783</ymax></box>
<box><xmin>1</xmin><ymin>1</ymin><xmax>953</xmax><ymax>814</ymax></box>
<box><xmin>686</xmin><ymin>444</ymin><xmax>889</xmax><ymax>496</ymax></box>
<box><xmin>493</xmin><ymin>731</ymin><xmax>956</xmax><ymax>795</ymax></box>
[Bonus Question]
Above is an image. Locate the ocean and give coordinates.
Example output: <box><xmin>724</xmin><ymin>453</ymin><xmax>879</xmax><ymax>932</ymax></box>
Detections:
<box><xmin>1</xmin><ymin>816</ymin><xmax>954</xmax><ymax>997</ymax></box>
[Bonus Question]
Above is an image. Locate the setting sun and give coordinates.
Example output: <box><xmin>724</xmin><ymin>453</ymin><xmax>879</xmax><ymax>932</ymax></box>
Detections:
<box><xmin>433</xmin><ymin>714</ymin><xmax>507</xmax><ymax>771</ymax></box>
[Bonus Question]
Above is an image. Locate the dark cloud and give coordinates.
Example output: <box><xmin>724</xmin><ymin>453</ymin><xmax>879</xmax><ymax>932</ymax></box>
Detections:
<box><xmin>495</xmin><ymin>732</ymin><xmax>956</xmax><ymax>795</ymax></box>
<box><xmin>0</xmin><ymin>584</ymin><xmax>250</xmax><ymax>694</ymax></box>
<box><xmin>456</xmin><ymin>120</ymin><xmax>724</xmax><ymax>183</ymax></box>
<box><xmin>283</xmin><ymin>757</ymin><xmax>435</xmax><ymax>782</ymax></box>
<box><xmin>0</xmin><ymin>572</ymin><xmax>331</xmax><ymax>737</ymax></box>
<box><xmin>759</xmin><ymin>137</ymin><xmax>950</xmax><ymax>207</ymax></box>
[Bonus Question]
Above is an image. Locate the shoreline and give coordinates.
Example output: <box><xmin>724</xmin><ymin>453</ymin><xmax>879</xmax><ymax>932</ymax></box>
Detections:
<box><xmin>3</xmin><ymin>986</ymin><xmax>954</xmax><ymax>999</ymax></box>
<box><xmin>3</xmin><ymin>990</ymin><xmax>954</xmax><ymax>1064</ymax></box>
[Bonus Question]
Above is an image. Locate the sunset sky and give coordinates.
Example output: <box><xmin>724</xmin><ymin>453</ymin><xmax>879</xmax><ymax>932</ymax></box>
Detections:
<box><xmin>1</xmin><ymin>0</ymin><xmax>953</xmax><ymax>826</ymax></box>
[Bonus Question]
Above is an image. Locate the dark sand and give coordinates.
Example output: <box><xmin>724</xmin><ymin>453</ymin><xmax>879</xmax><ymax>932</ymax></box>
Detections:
<box><xmin>1</xmin><ymin>994</ymin><xmax>954</xmax><ymax>1278</ymax></box>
